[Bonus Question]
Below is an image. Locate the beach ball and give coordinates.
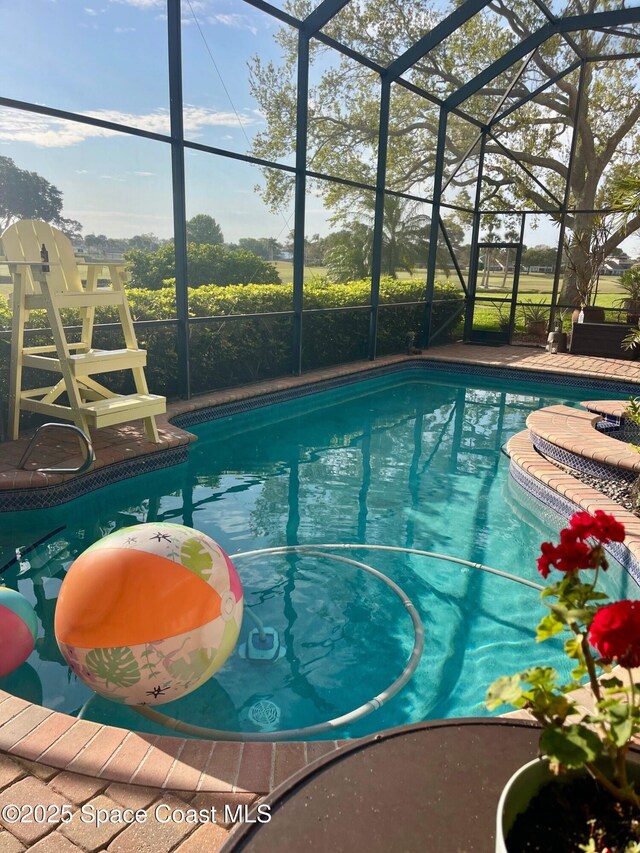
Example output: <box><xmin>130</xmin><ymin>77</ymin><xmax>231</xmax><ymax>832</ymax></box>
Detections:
<box><xmin>54</xmin><ymin>523</ymin><xmax>243</xmax><ymax>705</ymax></box>
<box><xmin>0</xmin><ymin>588</ymin><xmax>38</xmax><ymax>676</ymax></box>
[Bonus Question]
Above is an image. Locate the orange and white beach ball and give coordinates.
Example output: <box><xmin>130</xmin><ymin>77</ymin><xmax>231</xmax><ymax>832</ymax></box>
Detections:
<box><xmin>54</xmin><ymin>523</ymin><xmax>243</xmax><ymax>705</ymax></box>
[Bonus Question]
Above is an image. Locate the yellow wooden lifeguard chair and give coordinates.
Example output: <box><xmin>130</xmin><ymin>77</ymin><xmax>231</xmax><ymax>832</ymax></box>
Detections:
<box><xmin>2</xmin><ymin>220</ymin><xmax>166</xmax><ymax>443</ymax></box>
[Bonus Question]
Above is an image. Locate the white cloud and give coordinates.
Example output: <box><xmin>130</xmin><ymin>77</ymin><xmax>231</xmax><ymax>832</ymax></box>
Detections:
<box><xmin>114</xmin><ymin>26</ymin><xmax>136</xmax><ymax>32</ymax></box>
<box><xmin>110</xmin><ymin>0</ymin><xmax>164</xmax><ymax>7</ymax></box>
<box><xmin>208</xmin><ymin>14</ymin><xmax>257</xmax><ymax>35</ymax></box>
<box><xmin>0</xmin><ymin>106</ymin><xmax>256</xmax><ymax>148</ymax></box>
<box><xmin>100</xmin><ymin>174</ymin><xmax>126</xmax><ymax>181</ymax></box>
<box><xmin>85</xmin><ymin>8</ymin><xmax>98</xmax><ymax>15</ymax></box>
<box><xmin>75</xmin><ymin>169</ymin><xmax>90</xmax><ymax>174</ymax></box>
<box><xmin>133</xmin><ymin>170</ymin><xmax>155</xmax><ymax>176</ymax></box>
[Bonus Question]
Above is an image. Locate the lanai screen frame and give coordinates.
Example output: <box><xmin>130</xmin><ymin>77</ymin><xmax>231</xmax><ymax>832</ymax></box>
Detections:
<box><xmin>2</xmin><ymin>0</ymin><xmax>640</xmax><ymax>399</ymax></box>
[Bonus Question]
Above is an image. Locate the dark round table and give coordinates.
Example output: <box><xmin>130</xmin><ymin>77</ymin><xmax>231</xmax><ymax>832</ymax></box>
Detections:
<box><xmin>221</xmin><ymin>718</ymin><xmax>543</xmax><ymax>853</ymax></box>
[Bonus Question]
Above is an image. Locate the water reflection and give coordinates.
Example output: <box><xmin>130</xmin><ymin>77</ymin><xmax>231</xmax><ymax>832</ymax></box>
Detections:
<box><xmin>0</xmin><ymin>375</ymin><xmax>631</xmax><ymax>735</ymax></box>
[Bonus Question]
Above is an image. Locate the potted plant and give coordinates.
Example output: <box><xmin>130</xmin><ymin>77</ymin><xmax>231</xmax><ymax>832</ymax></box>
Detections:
<box><xmin>490</xmin><ymin>300</ymin><xmax>512</xmax><ymax>334</ymax></box>
<box><xmin>614</xmin><ymin>266</ymin><xmax>640</xmax><ymax>325</ymax></box>
<box><xmin>518</xmin><ymin>300</ymin><xmax>548</xmax><ymax>339</ymax></box>
<box><xmin>487</xmin><ymin>510</ymin><xmax>640</xmax><ymax>852</ymax></box>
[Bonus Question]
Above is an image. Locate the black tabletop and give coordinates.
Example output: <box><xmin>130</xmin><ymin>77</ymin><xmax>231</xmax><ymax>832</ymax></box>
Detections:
<box><xmin>221</xmin><ymin>718</ymin><xmax>543</xmax><ymax>853</ymax></box>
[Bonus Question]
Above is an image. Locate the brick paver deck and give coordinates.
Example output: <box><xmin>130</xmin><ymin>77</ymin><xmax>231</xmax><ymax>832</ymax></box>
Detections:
<box><xmin>2</xmin><ymin>342</ymin><xmax>640</xmax><ymax>850</ymax></box>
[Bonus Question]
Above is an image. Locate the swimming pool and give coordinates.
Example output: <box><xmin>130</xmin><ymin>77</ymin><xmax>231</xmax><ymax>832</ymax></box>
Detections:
<box><xmin>0</xmin><ymin>369</ymin><xmax>637</xmax><ymax>740</ymax></box>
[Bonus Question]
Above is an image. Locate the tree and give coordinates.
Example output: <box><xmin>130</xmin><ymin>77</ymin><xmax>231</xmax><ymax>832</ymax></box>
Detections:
<box><xmin>186</xmin><ymin>214</ymin><xmax>224</xmax><ymax>245</ymax></box>
<box><xmin>238</xmin><ymin>237</ymin><xmax>282</xmax><ymax>260</ymax></box>
<box><xmin>522</xmin><ymin>245</ymin><xmax>557</xmax><ymax>270</ymax></box>
<box><xmin>128</xmin><ymin>233</ymin><xmax>162</xmax><ymax>253</ymax></box>
<box><xmin>564</xmin><ymin>213</ymin><xmax>615</xmax><ymax>307</ymax></box>
<box><xmin>249</xmin><ymin>1</ymin><xmax>640</xmax><ymax>305</ymax></box>
<box><xmin>324</xmin><ymin>224</ymin><xmax>372</xmax><ymax>282</ymax></box>
<box><xmin>125</xmin><ymin>242</ymin><xmax>281</xmax><ymax>289</ymax></box>
<box><xmin>323</xmin><ymin>198</ymin><xmax>464</xmax><ymax>282</ymax></box>
<box><xmin>0</xmin><ymin>156</ymin><xmax>81</xmax><ymax>236</ymax></box>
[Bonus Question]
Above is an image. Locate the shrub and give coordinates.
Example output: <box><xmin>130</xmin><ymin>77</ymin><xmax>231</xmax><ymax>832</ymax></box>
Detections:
<box><xmin>125</xmin><ymin>242</ymin><xmax>281</xmax><ymax>290</ymax></box>
<box><xmin>0</xmin><ymin>279</ymin><xmax>463</xmax><ymax>409</ymax></box>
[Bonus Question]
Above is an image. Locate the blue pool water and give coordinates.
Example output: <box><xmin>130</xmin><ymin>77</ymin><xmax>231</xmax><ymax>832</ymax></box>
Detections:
<box><xmin>0</xmin><ymin>369</ymin><xmax>637</xmax><ymax>740</ymax></box>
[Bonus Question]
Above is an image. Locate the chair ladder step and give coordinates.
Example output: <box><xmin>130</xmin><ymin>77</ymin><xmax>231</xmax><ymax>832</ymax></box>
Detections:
<box><xmin>79</xmin><ymin>394</ymin><xmax>166</xmax><ymax>428</ymax></box>
<box><xmin>22</xmin><ymin>348</ymin><xmax>147</xmax><ymax>376</ymax></box>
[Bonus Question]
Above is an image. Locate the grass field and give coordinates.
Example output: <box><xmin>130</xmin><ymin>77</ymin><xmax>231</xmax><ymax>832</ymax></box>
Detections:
<box><xmin>271</xmin><ymin>263</ymin><xmax>630</xmax><ymax>304</ymax></box>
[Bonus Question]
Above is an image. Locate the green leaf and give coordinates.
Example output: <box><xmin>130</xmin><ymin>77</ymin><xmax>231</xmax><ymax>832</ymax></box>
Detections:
<box><xmin>599</xmin><ymin>676</ymin><xmax>624</xmax><ymax>690</ymax></box>
<box><xmin>536</xmin><ymin>613</ymin><xmax>564</xmax><ymax>642</ymax></box>
<box><xmin>522</xmin><ymin>666</ymin><xmax>558</xmax><ymax>690</ymax></box>
<box><xmin>543</xmin><ymin>694</ymin><xmax>576</xmax><ymax>722</ymax></box>
<box><xmin>539</xmin><ymin>724</ymin><xmax>603</xmax><ymax>769</ymax></box>
<box><xmin>85</xmin><ymin>647</ymin><xmax>141</xmax><ymax>689</ymax></box>
<box><xmin>564</xmin><ymin>636</ymin><xmax>583</xmax><ymax>661</ymax></box>
<box><xmin>610</xmin><ymin>716</ymin><xmax>634</xmax><ymax>748</ymax></box>
<box><xmin>486</xmin><ymin>675</ymin><xmax>525</xmax><ymax>710</ymax></box>
<box><xmin>570</xmin><ymin>662</ymin><xmax>588</xmax><ymax>681</ymax></box>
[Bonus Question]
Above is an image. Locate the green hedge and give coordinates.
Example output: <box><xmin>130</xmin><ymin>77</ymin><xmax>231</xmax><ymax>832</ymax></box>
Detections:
<box><xmin>0</xmin><ymin>278</ymin><xmax>463</xmax><ymax>414</ymax></box>
<box><xmin>126</xmin><ymin>242</ymin><xmax>281</xmax><ymax>289</ymax></box>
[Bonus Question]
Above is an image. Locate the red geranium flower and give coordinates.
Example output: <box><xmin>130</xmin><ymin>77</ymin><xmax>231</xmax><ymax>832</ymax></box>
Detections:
<box><xmin>591</xmin><ymin>510</ymin><xmax>625</xmax><ymax>544</ymax></box>
<box><xmin>569</xmin><ymin>511</ymin><xmax>597</xmax><ymax>540</ymax></box>
<box><xmin>589</xmin><ymin>600</ymin><xmax>640</xmax><ymax>668</ymax></box>
<box><xmin>569</xmin><ymin>510</ymin><xmax>625</xmax><ymax>545</ymax></box>
<box><xmin>536</xmin><ymin>512</ymin><xmax>625</xmax><ymax>579</ymax></box>
<box><xmin>537</xmin><ymin>543</ymin><xmax>555</xmax><ymax>579</ymax></box>
<box><xmin>537</xmin><ymin>530</ymin><xmax>595</xmax><ymax>578</ymax></box>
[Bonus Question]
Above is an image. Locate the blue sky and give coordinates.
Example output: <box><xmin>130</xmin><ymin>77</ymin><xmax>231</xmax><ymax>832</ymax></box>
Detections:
<box><xmin>0</xmin><ymin>1</ymin><xmax>638</xmax><ymax>256</ymax></box>
<box><xmin>0</xmin><ymin>0</ymin><xmax>310</xmax><ymax>242</ymax></box>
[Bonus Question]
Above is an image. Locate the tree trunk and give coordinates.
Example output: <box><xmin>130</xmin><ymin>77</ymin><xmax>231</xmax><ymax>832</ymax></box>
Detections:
<box><xmin>501</xmin><ymin>249</ymin><xmax>510</xmax><ymax>289</ymax></box>
<box><xmin>560</xmin><ymin>211</ymin><xmax>597</xmax><ymax>307</ymax></box>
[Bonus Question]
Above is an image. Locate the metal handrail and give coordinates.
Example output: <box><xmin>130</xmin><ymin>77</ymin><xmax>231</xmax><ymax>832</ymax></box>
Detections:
<box><xmin>18</xmin><ymin>423</ymin><xmax>95</xmax><ymax>475</ymax></box>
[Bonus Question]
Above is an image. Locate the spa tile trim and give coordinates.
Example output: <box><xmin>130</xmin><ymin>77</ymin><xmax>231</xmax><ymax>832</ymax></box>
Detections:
<box><xmin>507</xmin><ymin>429</ymin><xmax>640</xmax><ymax>584</ymax></box>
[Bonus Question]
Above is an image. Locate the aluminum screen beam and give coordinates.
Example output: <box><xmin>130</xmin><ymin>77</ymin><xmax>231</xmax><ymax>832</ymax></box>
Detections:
<box><xmin>302</xmin><ymin>0</ymin><xmax>351</xmax><ymax>35</ymax></box>
<box><xmin>446</xmin><ymin>6</ymin><xmax>640</xmax><ymax>109</ymax></box>
<box><xmin>242</xmin><ymin>0</ymin><xmax>303</xmax><ymax>29</ymax></box>
<box><xmin>292</xmin><ymin>32</ymin><xmax>310</xmax><ymax>375</ymax></box>
<box><xmin>168</xmin><ymin>0</ymin><xmax>190</xmax><ymax>398</ymax></box>
<box><xmin>368</xmin><ymin>79</ymin><xmax>391</xmax><ymax>361</ymax></box>
<box><xmin>386</xmin><ymin>0</ymin><xmax>495</xmax><ymax>81</ymax></box>
<box><xmin>423</xmin><ymin>105</ymin><xmax>448</xmax><ymax>347</ymax></box>
<box><xmin>490</xmin><ymin>59</ymin><xmax>582</xmax><ymax>128</ymax></box>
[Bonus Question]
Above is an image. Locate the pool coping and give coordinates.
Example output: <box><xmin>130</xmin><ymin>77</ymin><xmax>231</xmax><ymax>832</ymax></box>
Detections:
<box><xmin>3</xmin><ymin>345</ymin><xmax>640</xmax><ymax>511</ymax></box>
<box><xmin>3</xmin><ymin>344</ymin><xmax>640</xmax><ymax>792</ymax></box>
